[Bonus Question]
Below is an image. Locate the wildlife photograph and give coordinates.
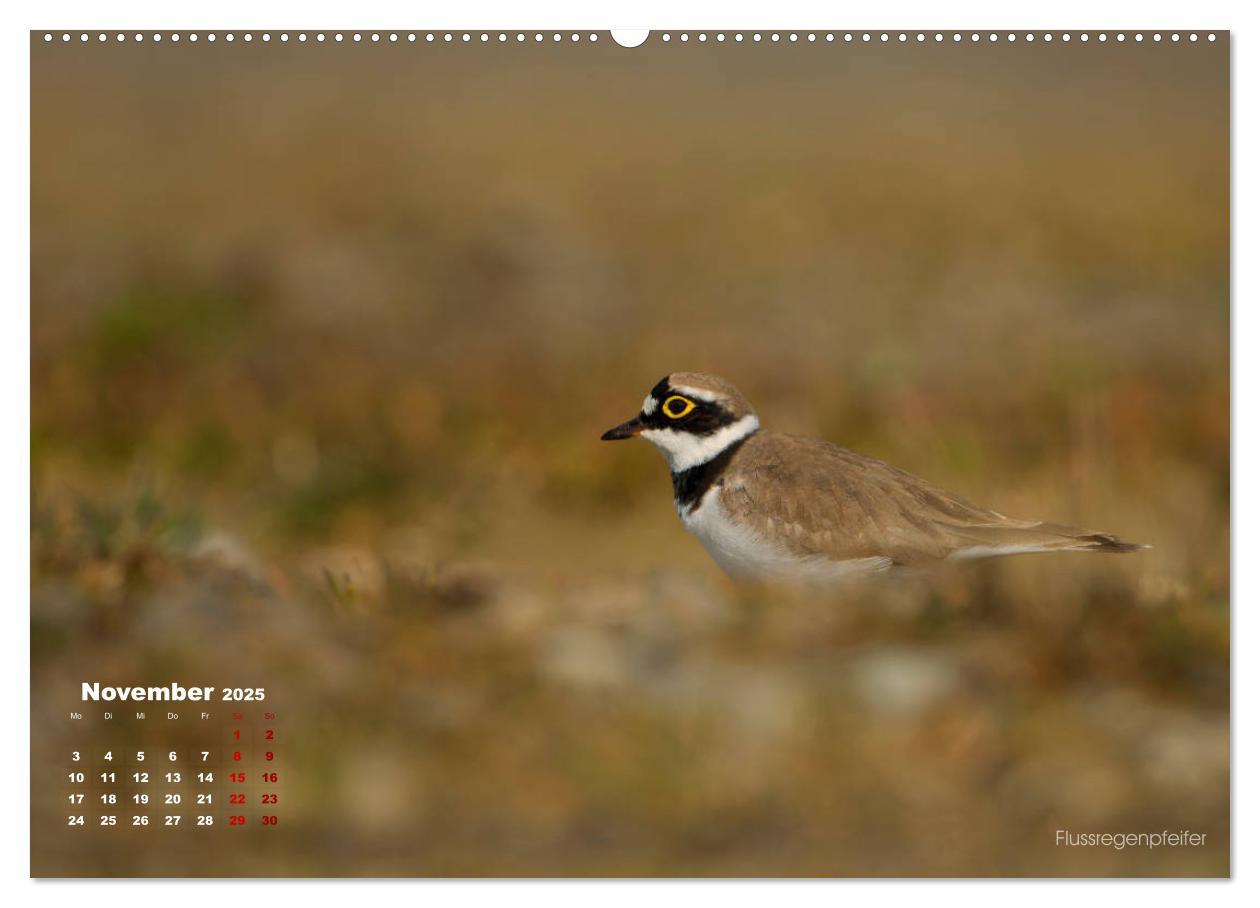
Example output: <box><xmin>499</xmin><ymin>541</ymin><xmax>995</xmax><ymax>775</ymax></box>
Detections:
<box><xmin>30</xmin><ymin>31</ymin><xmax>1228</xmax><ymax>877</ymax></box>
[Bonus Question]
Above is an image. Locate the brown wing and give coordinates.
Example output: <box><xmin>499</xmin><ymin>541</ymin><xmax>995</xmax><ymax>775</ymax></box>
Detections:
<box><xmin>717</xmin><ymin>432</ymin><xmax>1139</xmax><ymax>564</ymax></box>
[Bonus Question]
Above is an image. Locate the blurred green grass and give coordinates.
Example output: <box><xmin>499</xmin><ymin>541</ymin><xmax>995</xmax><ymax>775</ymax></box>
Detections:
<box><xmin>31</xmin><ymin>36</ymin><xmax>1228</xmax><ymax>876</ymax></box>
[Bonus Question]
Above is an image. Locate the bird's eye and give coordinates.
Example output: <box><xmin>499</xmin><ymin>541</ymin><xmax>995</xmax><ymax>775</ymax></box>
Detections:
<box><xmin>662</xmin><ymin>395</ymin><xmax>696</xmax><ymax>419</ymax></box>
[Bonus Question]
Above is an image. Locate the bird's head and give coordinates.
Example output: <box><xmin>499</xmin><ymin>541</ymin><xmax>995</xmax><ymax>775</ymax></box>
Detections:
<box><xmin>600</xmin><ymin>372</ymin><xmax>760</xmax><ymax>472</ymax></box>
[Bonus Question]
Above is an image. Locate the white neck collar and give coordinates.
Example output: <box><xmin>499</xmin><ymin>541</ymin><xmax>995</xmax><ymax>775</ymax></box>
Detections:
<box><xmin>640</xmin><ymin>414</ymin><xmax>760</xmax><ymax>473</ymax></box>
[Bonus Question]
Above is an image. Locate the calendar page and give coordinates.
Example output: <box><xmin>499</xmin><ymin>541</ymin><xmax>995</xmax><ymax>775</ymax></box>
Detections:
<box><xmin>30</xmin><ymin>27</ymin><xmax>1230</xmax><ymax>878</ymax></box>
<box><xmin>41</xmin><ymin>686</ymin><xmax>281</xmax><ymax>866</ymax></box>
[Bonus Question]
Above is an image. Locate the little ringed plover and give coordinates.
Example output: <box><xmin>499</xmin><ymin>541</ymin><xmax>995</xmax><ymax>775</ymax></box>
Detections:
<box><xmin>601</xmin><ymin>372</ymin><xmax>1145</xmax><ymax>580</ymax></box>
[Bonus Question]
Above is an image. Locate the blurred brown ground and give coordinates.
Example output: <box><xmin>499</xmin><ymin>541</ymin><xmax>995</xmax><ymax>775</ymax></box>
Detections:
<box><xmin>31</xmin><ymin>34</ymin><xmax>1228</xmax><ymax>876</ymax></box>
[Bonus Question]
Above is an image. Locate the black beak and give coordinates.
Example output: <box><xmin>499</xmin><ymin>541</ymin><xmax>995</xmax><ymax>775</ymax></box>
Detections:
<box><xmin>601</xmin><ymin>416</ymin><xmax>645</xmax><ymax>441</ymax></box>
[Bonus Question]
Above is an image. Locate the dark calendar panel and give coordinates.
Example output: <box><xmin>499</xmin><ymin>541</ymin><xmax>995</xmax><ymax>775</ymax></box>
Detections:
<box><xmin>49</xmin><ymin>685</ymin><xmax>285</xmax><ymax>852</ymax></box>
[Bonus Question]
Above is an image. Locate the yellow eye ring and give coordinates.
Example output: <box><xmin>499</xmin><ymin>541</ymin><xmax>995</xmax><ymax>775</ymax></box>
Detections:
<box><xmin>662</xmin><ymin>395</ymin><xmax>696</xmax><ymax>419</ymax></box>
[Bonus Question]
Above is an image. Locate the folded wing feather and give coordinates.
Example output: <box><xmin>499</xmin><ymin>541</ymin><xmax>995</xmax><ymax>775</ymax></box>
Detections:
<box><xmin>717</xmin><ymin>433</ymin><xmax>1143</xmax><ymax>566</ymax></box>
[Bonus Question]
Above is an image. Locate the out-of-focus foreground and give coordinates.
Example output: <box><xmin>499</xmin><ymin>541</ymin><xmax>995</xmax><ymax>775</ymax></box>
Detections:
<box><xmin>31</xmin><ymin>36</ymin><xmax>1228</xmax><ymax>876</ymax></box>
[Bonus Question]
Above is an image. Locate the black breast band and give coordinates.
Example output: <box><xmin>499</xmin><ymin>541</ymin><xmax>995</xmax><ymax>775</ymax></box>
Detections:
<box><xmin>671</xmin><ymin>434</ymin><xmax>754</xmax><ymax>514</ymax></box>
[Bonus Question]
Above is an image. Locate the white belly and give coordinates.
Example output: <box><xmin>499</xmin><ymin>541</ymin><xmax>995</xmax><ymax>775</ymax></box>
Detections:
<box><xmin>678</xmin><ymin>487</ymin><xmax>892</xmax><ymax>581</ymax></box>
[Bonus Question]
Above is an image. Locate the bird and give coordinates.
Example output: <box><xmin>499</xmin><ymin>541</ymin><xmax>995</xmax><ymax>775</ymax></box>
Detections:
<box><xmin>600</xmin><ymin>372</ymin><xmax>1145</xmax><ymax>581</ymax></box>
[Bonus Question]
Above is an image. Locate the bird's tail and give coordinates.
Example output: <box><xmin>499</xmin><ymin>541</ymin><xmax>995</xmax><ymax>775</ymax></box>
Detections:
<box><xmin>944</xmin><ymin>519</ymin><xmax>1149</xmax><ymax>560</ymax></box>
<box><xmin>1065</xmin><ymin>531</ymin><xmax>1148</xmax><ymax>554</ymax></box>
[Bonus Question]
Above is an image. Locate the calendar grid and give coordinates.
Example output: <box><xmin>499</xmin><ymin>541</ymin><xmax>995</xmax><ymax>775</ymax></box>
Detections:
<box><xmin>57</xmin><ymin>703</ymin><xmax>280</xmax><ymax>837</ymax></box>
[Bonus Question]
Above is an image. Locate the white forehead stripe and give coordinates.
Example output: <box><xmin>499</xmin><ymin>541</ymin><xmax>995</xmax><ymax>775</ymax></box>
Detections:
<box><xmin>640</xmin><ymin>414</ymin><xmax>760</xmax><ymax>473</ymax></box>
<box><xmin>642</xmin><ymin>394</ymin><xmax>658</xmax><ymax>415</ymax></box>
<box><xmin>672</xmin><ymin>384</ymin><xmax>723</xmax><ymax>404</ymax></box>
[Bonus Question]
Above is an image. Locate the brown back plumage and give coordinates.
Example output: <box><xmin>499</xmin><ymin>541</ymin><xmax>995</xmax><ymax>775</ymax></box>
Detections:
<box><xmin>717</xmin><ymin>431</ymin><xmax>1143</xmax><ymax>565</ymax></box>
